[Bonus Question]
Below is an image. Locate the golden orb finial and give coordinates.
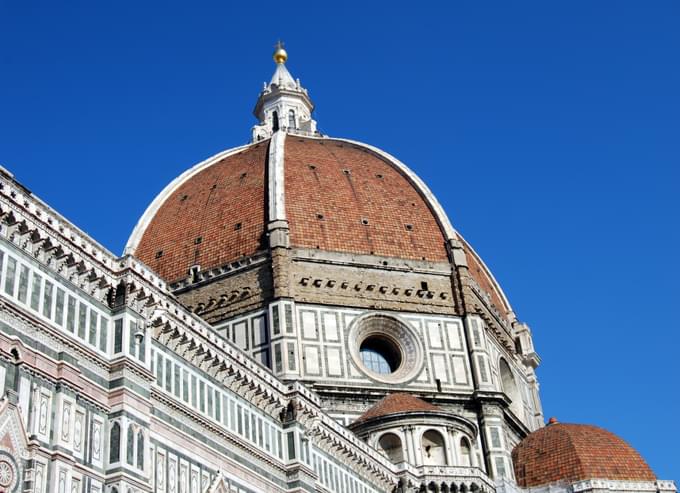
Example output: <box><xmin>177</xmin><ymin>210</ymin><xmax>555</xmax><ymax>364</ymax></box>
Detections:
<box><xmin>273</xmin><ymin>40</ymin><xmax>288</xmax><ymax>64</ymax></box>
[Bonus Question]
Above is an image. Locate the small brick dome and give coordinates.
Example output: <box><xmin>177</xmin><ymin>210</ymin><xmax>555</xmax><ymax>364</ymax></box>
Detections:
<box><xmin>354</xmin><ymin>393</ymin><xmax>440</xmax><ymax>425</ymax></box>
<box><xmin>512</xmin><ymin>422</ymin><xmax>656</xmax><ymax>487</ymax></box>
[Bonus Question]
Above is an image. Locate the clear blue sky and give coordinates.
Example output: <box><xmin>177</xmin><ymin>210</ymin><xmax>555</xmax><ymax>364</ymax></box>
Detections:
<box><xmin>2</xmin><ymin>1</ymin><xmax>678</xmax><ymax>481</ymax></box>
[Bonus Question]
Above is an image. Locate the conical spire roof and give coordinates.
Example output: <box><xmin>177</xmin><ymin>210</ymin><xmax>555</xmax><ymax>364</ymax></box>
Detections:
<box><xmin>269</xmin><ymin>62</ymin><xmax>297</xmax><ymax>90</ymax></box>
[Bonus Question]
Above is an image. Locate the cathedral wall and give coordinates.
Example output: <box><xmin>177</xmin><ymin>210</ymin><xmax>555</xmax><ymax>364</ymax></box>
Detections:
<box><xmin>212</xmin><ymin>301</ymin><xmax>477</xmax><ymax>405</ymax></box>
<box><xmin>289</xmin><ymin>303</ymin><xmax>473</xmax><ymax>398</ymax></box>
<box><xmin>147</xmin><ymin>341</ymin><xmax>388</xmax><ymax>492</ymax></box>
<box><xmin>175</xmin><ymin>261</ymin><xmax>273</xmax><ymax>325</ymax></box>
<box><xmin>485</xmin><ymin>334</ymin><xmax>540</xmax><ymax>431</ymax></box>
<box><xmin>0</xmin><ymin>235</ymin><xmax>393</xmax><ymax>493</ymax></box>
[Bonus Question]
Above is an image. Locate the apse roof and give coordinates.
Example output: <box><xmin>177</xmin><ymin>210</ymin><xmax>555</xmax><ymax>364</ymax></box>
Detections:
<box><xmin>512</xmin><ymin>421</ymin><xmax>656</xmax><ymax>487</ymax></box>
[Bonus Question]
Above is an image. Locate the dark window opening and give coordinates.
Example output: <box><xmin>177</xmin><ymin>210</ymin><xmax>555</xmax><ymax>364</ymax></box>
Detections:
<box><xmin>190</xmin><ymin>266</ymin><xmax>200</xmax><ymax>283</ymax></box>
<box><xmin>515</xmin><ymin>337</ymin><xmax>523</xmax><ymax>354</ymax></box>
<box><xmin>359</xmin><ymin>336</ymin><xmax>401</xmax><ymax>374</ymax></box>
<box><xmin>272</xmin><ymin>111</ymin><xmax>279</xmax><ymax>131</ymax></box>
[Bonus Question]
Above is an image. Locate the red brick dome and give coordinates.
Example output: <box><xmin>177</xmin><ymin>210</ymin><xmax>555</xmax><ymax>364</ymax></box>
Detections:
<box><xmin>127</xmin><ymin>134</ymin><xmax>513</xmax><ymax>319</ymax></box>
<box><xmin>512</xmin><ymin>422</ymin><xmax>656</xmax><ymax>487</ymax></box>
<box><xmin>129</xmin><ymin>136</ymin><xmax>453</xmax><ymax>282</ymax></box>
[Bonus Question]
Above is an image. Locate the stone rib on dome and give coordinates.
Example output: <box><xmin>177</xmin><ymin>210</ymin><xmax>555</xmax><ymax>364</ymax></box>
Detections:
<box><xmin>354</xmin><ymin>393</ymin><xmax>440</xmax><ymax>424</ymax></box>
<box><xmin>512</xmin><ymin>422</ymin><xmax>656</xmax><ymax>487</ymax></box>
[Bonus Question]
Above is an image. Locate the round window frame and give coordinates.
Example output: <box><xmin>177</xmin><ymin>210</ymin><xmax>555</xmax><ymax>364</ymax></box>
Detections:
<box><xmin>0</xmin><ymin>452</ymin><xmax>19</xmax><ymax>493</ymax></box>
<box><xmin>348</xmin><ymin>313</ymin><xmax>424</xmax><ymax>384</ymax></box>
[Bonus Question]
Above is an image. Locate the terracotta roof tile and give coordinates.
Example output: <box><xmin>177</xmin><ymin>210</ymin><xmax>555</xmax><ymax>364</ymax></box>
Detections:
<box><xmin>135</xmin><ymin>143</ymin><xmax>269</xmax><ymax>282</ymax></box>
<box><xmin>354</xmin><ymin>393</ymin><xmax>440</xmax><ymax>424</ymax></box>
<box><xmin>284</xmin><ymin>138</ymin><xmax>449</xmax><ymax>262</ymax></box>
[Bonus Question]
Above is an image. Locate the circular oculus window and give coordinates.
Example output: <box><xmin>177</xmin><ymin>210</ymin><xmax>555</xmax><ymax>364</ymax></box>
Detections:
<box><xmin>0</xmin><ymin>453</ymin><xmax>18</xmax><ymax>493</ymax></box>
<box><xmin>348</xmin><ymin>313</ymin><xmax>423</xmax><ymax>383</ymax></box>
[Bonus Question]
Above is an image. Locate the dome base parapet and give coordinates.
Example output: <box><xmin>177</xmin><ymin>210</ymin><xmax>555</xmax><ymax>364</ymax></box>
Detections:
<box><xmin>496</xmin><ymin>479</ymin><xmax>677</xmax><ymax>493</ymax></box>
<box><xmin>396</xmin><ymin>466</ymin><xmax>496</xmax><ymax>493</ymax></box>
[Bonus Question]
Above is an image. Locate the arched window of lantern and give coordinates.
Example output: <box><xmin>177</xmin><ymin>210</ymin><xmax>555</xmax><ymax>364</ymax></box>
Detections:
<box><xmin>272</xmin><ymin>111</ymin><xmax>279</xmax><ymax>132</ymax></box>
<box><xmin>421</xmin><ymin>429</ymin><xmax>447</xmax><ymax>466</ymax></box>
<box><xmin>499</xmin><ymin>358</ymin><xmax>522</xmax><ymax>417</ymax></box>
<box><xmin>126</xmin><ymin>424</ymin><xmax>135</xmax><ymax>465</ymax></box>
<box><xmin>288</xmin><ymin>109</ymin><xmax>296</xmax><ymax>129</ymax></box>
<box><xmin>109</xmin><ymin>421</ymin><xmax>121</xmax><ymax>463</ymax></box>
<box><xmin>377</xmin><ymin>432</ymin><xmax>404</xmax><ymax>464</ymax></box>
<box><xmin>136</xmin><ymin>430</ymin><xmax>145</xmax><ymax>469</ymax></box>
<box><xmin>460</xmin><ymin>437</ymin><xmax>472</xmax><ymax>467</ymax></box>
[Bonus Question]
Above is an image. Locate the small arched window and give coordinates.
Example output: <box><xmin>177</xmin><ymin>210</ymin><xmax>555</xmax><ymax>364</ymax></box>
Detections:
<box><xmin>126</xmin><ymin>425</ymin><xmax>135</xmax><ymax>465</ymax></box>
<box><xmin>377</xmin><ymin>433</ymin><xmax>404</xmax><ymax>464</ymax></box>
<box><xmin>500</xmin><ymin>358</ymin><xmax>522</xmax><ymax>417</ymax></box>
<box><xmin>460</xmin><ymin>437</ymin><xmax>472</xmax><ymax>467</ymax></box>
<box><xmin>109</xmin><ymin>422</ymin><xmax>120</xmax><ymax>463</ymax></box>
<box><xmin>272</xmin><ymin>111</ymin><xmax>279</xmax><ymax>132</ymax></box>
<box><xmin>136</xmin><ymin>430</ymin><xmax>145</xmax><ymax>469</ymax></box>
<box><xmin>422</xmin><ymin>429</ymin><xmax>447</xmax><ymax>466</ymax></box>
<box><xmin>288</xmin><ymin>110</ymin><xmax>296</xmax><ymax>129</ymax></box>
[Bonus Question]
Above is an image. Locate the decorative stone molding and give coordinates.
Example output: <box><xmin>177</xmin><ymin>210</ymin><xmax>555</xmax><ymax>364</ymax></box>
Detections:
<box><xmin>347</xmin><ymin>313</ymin><xmax>424</xmax><ymax>384</ymax></box>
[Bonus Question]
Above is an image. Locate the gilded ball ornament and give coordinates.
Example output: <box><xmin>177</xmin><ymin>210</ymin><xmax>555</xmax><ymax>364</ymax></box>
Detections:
<box><xmin>273</xmin><ymin>49</ymin><xmax>287</xmax><ymax>64</ymax></box>
<box><xmin>273</xmin><ymin>43</ymin><xmax>287</xmax><ymax>64</ymax></box>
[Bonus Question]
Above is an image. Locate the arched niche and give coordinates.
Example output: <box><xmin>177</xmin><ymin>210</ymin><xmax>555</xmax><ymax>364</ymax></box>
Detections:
<box><xmin>109</xmin><ymin>422</ymin><xmax>121</xmax><ymax>463</ymax></box>
<box><xmin>422</xmin><ymin>429</ymin><xmax>447</xmax><ymax>466</ymax></box>
<box><xmin>377</xmin><ymin>432</ymin><xmax>404</xmax><ymax>464</ymax></box>
<box><xmin>459</xmin><ymin>437</ymin><xmax>472</xmax><ymax>467</ymax></box>
<box><xmin>499</xmin><ymin>358</ymin><xmax>522</xmax><ymax>418</ymax></box>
